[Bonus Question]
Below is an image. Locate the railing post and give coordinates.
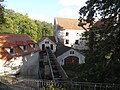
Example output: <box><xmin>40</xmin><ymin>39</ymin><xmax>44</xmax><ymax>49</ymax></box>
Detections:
<box><xmin>94</xmin><ymin>84</ymin><xmax>96</xmax><ymax>90</ymax></box>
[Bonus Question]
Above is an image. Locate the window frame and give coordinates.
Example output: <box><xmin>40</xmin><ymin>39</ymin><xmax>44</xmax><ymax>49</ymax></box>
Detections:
<box><xmin>70</xmin><ymin>51</ymin><xmax>74</xmax><ymax>54</ymax></box>
<box><xmin>65</xmin><ymin>39</ymin><xmax>69</xmax><ymax>44</ymax></box>
<box><xmin>66</xmin><ymin>32</ymin><xmax>69</xmax><ymax>36</ymax></box>
<box><xmin>75</xmin><ymin>40</ymin><xmax>79</xmax><ymax>44</ymax></box>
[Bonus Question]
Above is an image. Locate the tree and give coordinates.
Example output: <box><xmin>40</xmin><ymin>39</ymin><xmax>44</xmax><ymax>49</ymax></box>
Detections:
<box><xmin>1</xmin><ymin>9</ymin><xmax>53</xmax><ymax>41</ymax></box>
<box><xmin>41</xmin><ymin>21</ymin><xmax>53</xmax><ymax>37</ymax></box>
<box><xmin>79</xmin><ymin>0</ymin><xmax>120</xmax><ymax>83</ymax></box>
<box><xmin>0</xmin><ymin>0</ymin><xmax>5</xmax><ymax>31</ymax></box>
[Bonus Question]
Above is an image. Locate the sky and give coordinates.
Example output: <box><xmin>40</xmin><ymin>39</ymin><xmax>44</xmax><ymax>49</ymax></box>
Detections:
<box><xmin>5</xmin><ymin>0</ymin><xmax>87</xmax><ymax>23</ymax></box>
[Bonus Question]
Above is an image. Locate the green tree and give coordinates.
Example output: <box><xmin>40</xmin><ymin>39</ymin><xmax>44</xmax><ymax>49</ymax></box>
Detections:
<box><xmin>0</xmin><ymin>0</ymin><xmax>5</xmax><ymax>31</ymax></box>
<box><xmin>41</xmin><ymin>21</ymin><xmax>53</xmax><ymax>37</ymax></box>
<box><xmin>79</xmin><ymin>0</ymin><xmax>120</xmax><ymax>83</ymax></box>
<box><xmin>1</xmin><ymin>9</ymin><xmax>53</xmax><ymax>41</ymax></box>
<box><xmin>34</xmin><ymin>20</ymin><xmax>53</xmax><ymax>40</ymax></box>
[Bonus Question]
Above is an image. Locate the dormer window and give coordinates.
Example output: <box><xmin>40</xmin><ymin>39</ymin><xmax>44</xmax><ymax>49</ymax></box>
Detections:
<box><xmin>66</xmin><ymin>32</ymin><xmax>69</xmax><ymax>36</ymax></box>
<box><xmin>19</xmin><ymin>45</ymin><xmax>27</xmax><ymax>52</ymax></box>
<box><xmin>4</xmin><ymin>48</ymin><xmax>10</xmax><ymax>53</ymax></box>
<box><xmin>30</xmin><ymin>44</ymin><xmax>35</xmax><ymax>49</ymax></box>
<box><xmin>10</xmin><ymin>48</ymin><xmax>14</xmax><ymax>54</ymax></box>
<box><xmin>4</xmin><ymin>47</ymin><xmax>15</xmax><ymax>56</ymax></box>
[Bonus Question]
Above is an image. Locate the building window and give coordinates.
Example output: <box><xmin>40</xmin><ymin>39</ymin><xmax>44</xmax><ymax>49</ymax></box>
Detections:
<box><xmin>10</xmin><ymin>48</ymin><xmax>16</xmax><ymax>56</ymax></box>
<box><xmin>4</xmin><ymin>48</ymin><xmax>15</xmax><ymax>55</ymax></box>
<box><xmin>42</xmin><ymin>44</ymin><xmax>45</xmax><ymax>50</ymax></box>
<box><xmin>30</xmin><ymin>44</ymin><xmax>35</xmax><ymax>48</ymax></box>
<box><xmin>23</xmin><ymin>46</ymin><xmax>26</xmax><ymax>50</ymax></box>
<box><xmin>19</xmin><ymin>45</ymin><xmax>27</xmax><ymax>51</ymax></box>
<box><xmin>66</xmin><ymin>32</ymin><xmax>69</xmax><ymax>36</ymax></box>
<box><xmin>76</xmin><ymin>33</ymin><xmax>79</xmax><ymax>36</ymax></box>
<box><xmin>10</xmin><ymin>48</ymin><xmax>14</xmax><ymax>54</ymax></box>
<box><xmin>75</xmin><ymin>40</ymin><xmax>79</xmax><ymax>44</ymax></box>
<box><xmin>50</xmin><ymin>44</ymin><xmax>53</xmax><ymax>50</ymax></box>
<box><xmin>45</xmin><ymin>41</ymin><xmax>49</xmax><ymax>44</ymax></box>
<box><xmin>65</xmin><ymin>39</ymin><xmax>69</xmax><ymax>44</ymax></box>
<box><xmin>70</xmin><ymin>51</ymin><xmax>74</xmax><ymax>54</ymax></box>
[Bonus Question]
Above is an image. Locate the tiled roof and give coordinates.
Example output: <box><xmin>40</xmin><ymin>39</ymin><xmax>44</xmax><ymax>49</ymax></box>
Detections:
<box><xmin>47</xmin><ymin>36</ymin><xmax>56</xmax><ymax>43</ymax></box>
<box><xmin>0</xmin><ymin>48</ymin><xmax>12</xmax><ymax>60</ymax></box>
<box><xmin>55</xmin><ymin>17</ymin><xmax>88</xmax><ymax>30</ymax></box>
<box><xmin>54</xmin><ymin>44</ymin><xmax>71</xmax><ymax>57</ymax></box>
<box><xmin>38</xmin><ymin>36</ymin><xmax>56</xmax><ymax>43</ymax></box>
<box><xmin>0</xmin><ymin>34</ymin><xmax>40</xmax><ymax>60</ymax></box>
<box><xmin>0</xmin><ymin>34</ymin><xmax>29</xmax><ymax>47</ymax></box>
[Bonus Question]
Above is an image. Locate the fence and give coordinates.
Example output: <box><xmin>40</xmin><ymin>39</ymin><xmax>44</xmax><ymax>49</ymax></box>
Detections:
<box><xmin>0</xmin><ymin>76</ymin><xmax>120</xmax><ymax>90</ymax></box>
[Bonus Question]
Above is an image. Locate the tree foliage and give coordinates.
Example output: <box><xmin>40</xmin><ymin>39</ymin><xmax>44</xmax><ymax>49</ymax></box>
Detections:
<box><xmin>79</xmin><ymin>0</ymin><xmax>120</xmax><ymax>83</ymax></box>
<box><xmin>0</xmin><ymin>0</ymin><xmax>5</xmax><ymax>30</ymax></box>
<box><xmin>1</xmin><ymin>9</ymin><xmax>53</xmax><ymax>41</ymax></box>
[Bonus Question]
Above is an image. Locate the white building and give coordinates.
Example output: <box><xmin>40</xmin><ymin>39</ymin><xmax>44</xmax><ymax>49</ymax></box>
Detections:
<box><xmin>54</xmin><ymin>44</ymin><xmax>85</xmax><ymax>66</ymax></box>
<box><xmin>37</xmin><ymin>36</ymin><xmax>85</xmax><ymax>66</ymax></box>
<box><xmin>54</xmin><ymin>17</ymin><xmax>88</xmax><ymax>50</ymax></box>
<box><xmin>0</xmin><ymin>34</ymin><xmax>40</xmax><ymax>77</ymax></box>
<box><xmin>37</xmin><ymin>36</ymin><xmax>57</xmax><ymax>53</ymax></box>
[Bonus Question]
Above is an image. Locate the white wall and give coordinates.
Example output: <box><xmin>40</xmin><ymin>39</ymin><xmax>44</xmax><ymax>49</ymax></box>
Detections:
<box><xmin>56</xmin><ymin>29</ymin><xmax>88</xmax><ymax>49</ymax></box>
<box><xmin>57</xmin><ymin>49</ymin><xmax>85</xmax><ymax>66</ymax></box>
<box><xmin>0</xmin><ymin>56</ymin><xmax>23</xmax><ymax>75</ymax></box>
<box><xmin>38</xmin><ymin>38</ymin><xmax>57</xmax><ymax>53</ymax></box>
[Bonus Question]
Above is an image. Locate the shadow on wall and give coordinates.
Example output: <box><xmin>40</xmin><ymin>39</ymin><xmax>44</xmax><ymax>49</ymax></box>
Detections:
<box><xmin>20</xmin><ymin>52</ymin><xmax>40</xmax><ymax>79</ymax></box>
<box><xmin>57</xmin><ymin>25</ymin><xmax>65</xmax><ymax>30</ymax></box>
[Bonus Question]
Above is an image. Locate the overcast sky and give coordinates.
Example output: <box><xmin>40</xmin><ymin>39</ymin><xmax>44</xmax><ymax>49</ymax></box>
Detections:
<box><xmin>5</xmin><ymin>0</ymin><xmax>87</xmax><ymax>23</ymax></box>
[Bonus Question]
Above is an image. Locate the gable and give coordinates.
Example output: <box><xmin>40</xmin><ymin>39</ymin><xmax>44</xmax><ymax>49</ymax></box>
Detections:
<box><xmin>38</xmin><ymin>37</ymin><xmax>56</xmax><ymax>45</ymax></box>
<box><xmin>38</xmin><ymin>36</ymin><xmax>56</xmax><ymax>43</ymax></box>
<box><xmin>66</xmin><ymin>48</ymin><xmax>80</xmax><ymax>55</ymax></box>
<box><xmin>55</xmin><ymin>44</ymin><xmax>85</xmax><ymax>58</ymax></box>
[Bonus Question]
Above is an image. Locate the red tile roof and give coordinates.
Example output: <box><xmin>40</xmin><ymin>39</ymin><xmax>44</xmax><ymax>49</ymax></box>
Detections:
<box><xmin>0</xmin><ymin>48</ymin><xmax>13</xmax><ymax>60</ymax></box>
<box><xmin>0</xmin><ymin>34</ymin><xmax>30</xmax><ymax>47</ymax></box>
<box><xmin>0</xmin><ymin>34</ymin><xmax>40</xmax><ymax>60</ymax></box>
<box><xmin>55</xmin><ymin>17</ymin><xmax>89</xmax><ymax>30</ymax></box>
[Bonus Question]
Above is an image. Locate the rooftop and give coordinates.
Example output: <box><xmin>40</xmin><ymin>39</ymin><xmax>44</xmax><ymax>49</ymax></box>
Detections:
<box><xmin>38</xmin><ymin>36</ymin><xmax>56</xmax><ymax>43</ymax></box>
<box><xmin>55</xmin><ymin>17</ymin><xmax>89</xmax><ymax>30</ymax></box>
<box><xmin>0</xmin><ymin>34</ymin><xmax>39</xmax><ymax>60</ymax></box>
